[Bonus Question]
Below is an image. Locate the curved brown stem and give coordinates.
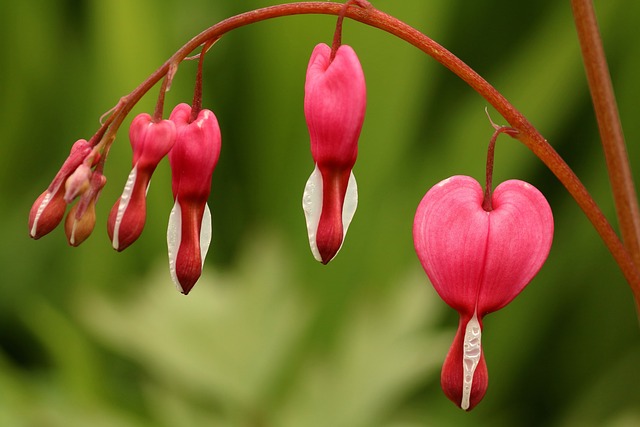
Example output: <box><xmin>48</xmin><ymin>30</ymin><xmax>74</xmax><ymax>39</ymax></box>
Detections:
<box><xmin>93</xmin><ymin>2</ymin><xmax>640</xmax><ymax>300</ymax></box>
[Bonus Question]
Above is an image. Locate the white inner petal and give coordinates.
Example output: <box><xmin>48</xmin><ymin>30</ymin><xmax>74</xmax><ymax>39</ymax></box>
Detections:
<box><xmin>112</xmin><ymin>166</ymin><xmax>138</xmax><ymax>250</ymax></box>
<box><xmin>30</xmin><ymin>191</ymin><xmax>53</xmax><ymax>237</ymax></box>
<box><xmin>342</xmin><ymin>171</ymin><xmax>358</xmax><ymax>239</ymax></box>
<box><xmin>461</xmin><ymin>312</ymin><xmax>482</xmax><ymax>411</ymax></box>
<box><xmin>166</xmin><ymin>199</ymin><xmax>183</xmax><ymax>293</ymax></box>
<box><xmin>70</xmin><ymin>218</ymin><xmax>78</xmax><ymax>246</ymax></box>
<box><xmin>200</xmin><ymin>203</ymin><xmax>212</xmax><ymax>268</ymax></box>
<box><xmin>302</xmin><ymin>167</ymin><xmax>359</xmax><ymax>262</ymax></box>
<box><xmin>302</xmin><ymin>164</ymin><xmax>323</xmax><ymax>262</ymax></box>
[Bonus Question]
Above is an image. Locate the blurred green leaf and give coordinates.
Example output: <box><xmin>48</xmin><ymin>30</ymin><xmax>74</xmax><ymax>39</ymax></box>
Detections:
<box><xmin>77</xmin><ymin>233</ymin><xmax>445</xmax><ymax>426</ymax></box>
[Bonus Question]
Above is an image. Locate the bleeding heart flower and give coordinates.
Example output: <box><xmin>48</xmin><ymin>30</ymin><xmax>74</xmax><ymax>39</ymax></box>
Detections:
<box><xmin>166</xmin><ymin>103</ymin><xmax>221</xmax><ymax>295</ymax></box>
<box><xmin>107</xmin><ymin>113</ymin><xmax>176</xmax><ymax>251</ymax></box>
<box><xmin>412</xmin><ymin>175</ymin><xmax>553</xmax><ymax>410</ymax></box>
<box><xmin>302</xmin><ymin>42</ymin><xmax>366</xmax><ymax>264</ymax></box>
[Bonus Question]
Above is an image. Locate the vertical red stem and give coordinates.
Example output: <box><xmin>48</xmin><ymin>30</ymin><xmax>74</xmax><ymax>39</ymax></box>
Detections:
<box><xmin>571</xmin><ymin>0</ymin><xmax>640</xmax><ymax>271</ymax></box>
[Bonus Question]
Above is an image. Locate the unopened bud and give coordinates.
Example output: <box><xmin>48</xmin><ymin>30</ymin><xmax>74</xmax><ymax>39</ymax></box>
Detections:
<box><xmin>29</xmin><ymin>189</ymin><xmax>67</xmax><ymax>239</ymax></box>
<box><xmin>64</xmin><ymin>171</ymin><xmax>106</xmax><ymax>246</ymax></box>
<box><xmin>64</xmin><ymin>164</ymin><xmax>93</xmax><ymax>203</ymax></box>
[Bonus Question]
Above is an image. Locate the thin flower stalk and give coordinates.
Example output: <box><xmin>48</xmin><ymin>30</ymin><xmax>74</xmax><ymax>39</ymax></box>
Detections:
<box><xmin>84</xmin><ymin>2</ymin><xmax>638</xmax><ymax>299</ymax></box>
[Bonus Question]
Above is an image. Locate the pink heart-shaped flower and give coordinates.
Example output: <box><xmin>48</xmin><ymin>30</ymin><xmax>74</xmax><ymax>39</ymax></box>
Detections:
<box><xmin>413</xmin><ymin>175</ymin><xmax>553</xmax><ymax>410</ymax></box>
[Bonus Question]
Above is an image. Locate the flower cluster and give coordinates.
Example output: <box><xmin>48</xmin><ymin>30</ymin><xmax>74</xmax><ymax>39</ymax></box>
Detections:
<box><xmin>29</xmin><ymin>100</ymin><xmax>222</xmax><ymax>295</ymax></box>
<box><xmin>28</xmin><ymin>1</ymin><xmax>556</xmax><ymax>410</ymax></box>
<box><xmin>29</xmin><ymin>139</ymin><xmax>104</xmax><ymax>245</ymax></box>
<box><xmin>28</xmin><ymin>31</ymin><xmax>365</xmax><ymax>294</ymax></box>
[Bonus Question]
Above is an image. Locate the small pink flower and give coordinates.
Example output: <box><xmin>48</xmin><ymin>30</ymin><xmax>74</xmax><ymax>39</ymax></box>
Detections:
<box><xmin>29</xmin><ymin>139</ymin><xmax>93</xmax><ymax>239</ymax></box>
<box><xmin>413</xmin><ymin>175</ymin><xmax>553</xmax><ymax>410</ymax></box>
<box><xmin>302</xmin><ymin>43</ymin><xmax>366</xmax><ymax>264</ymax></box>
<box><xmin>166</xmin><ymin>103</ymin><xmax>221</xmax><ymax>294</ymax></box>
<box><xmin>107</xmin><ymin>113</ymin><xmax>176</xmax><ymax>251</ymax></box>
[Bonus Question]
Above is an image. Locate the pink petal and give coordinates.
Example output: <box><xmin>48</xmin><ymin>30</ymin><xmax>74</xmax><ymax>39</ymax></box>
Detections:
<box><xmin>478</xmin><ymin>179</ymin><xmax>554</xmax><ymax>314</ymax></box>
<box><xmin>413</xmin><ymin>176</ymin><xmax>489</xmax><ymax>316</ymax></box>
<box><xmin>412</xmin><ymin>175</ymin><xmax>553</xmax><ymax>317</ymax></box>
<box><xmin>129</xmin><ymin>113</ymin><xmax>176</xmax><ymax>169</ymax></box>
<box><xmin>304</xmin><ymin>43</ymin><xmax>365</xmax><ymax>168</ymax></box>
<box><xmin>168</xmin><ymin>104</ymin><xmax>221</xmax><ymax>200</ymax></box>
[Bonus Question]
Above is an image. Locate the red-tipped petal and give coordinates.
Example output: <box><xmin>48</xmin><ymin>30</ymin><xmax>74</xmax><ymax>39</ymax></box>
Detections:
<box><xmin>167</xmin><ymin>199</ymin><xmax>212</xmax><ymax>294</ymax></box>
<box><xmin>302</xmin><ymin>165</ymin><xmax>357</xmax><ymax>263</ymax></box>
<box><xmin>441</xmin><ymin>313</ymin><xmax>488</xmax><ymax>411</ymax></box>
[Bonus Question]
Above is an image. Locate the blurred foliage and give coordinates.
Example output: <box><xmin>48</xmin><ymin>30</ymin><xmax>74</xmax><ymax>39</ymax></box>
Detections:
<box><xmin>2</xmin><ymin>0</ymin><xmax>640</xmax><ymax>426</ymax></box>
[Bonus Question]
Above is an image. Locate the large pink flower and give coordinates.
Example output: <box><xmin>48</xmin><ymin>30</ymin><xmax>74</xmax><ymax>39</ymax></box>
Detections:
<box><xmin>413</xmin><ymin>175</ymin><xmax>553</xmax><ymax>410</ymax></box>
<box><xmin>302</xmin><ymin>43</ymin><xmax>366</xmax><ymax>264</ymax></box>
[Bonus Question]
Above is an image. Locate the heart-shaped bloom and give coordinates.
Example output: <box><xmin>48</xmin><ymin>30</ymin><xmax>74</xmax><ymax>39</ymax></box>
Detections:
<box><xmin>413</xmin><ymin>175</ymin><xmax>553</xmax><ymax>410</ymax></box>
<box><xmin>167</xmin><ymin>103</ymin><xmax>221</xmax><ymax>295</ymax></box>
<box><xmin>107</xmin><ymin>113</ymin><xmax>176</xmax><ymax>251</ymax></box>
<box><xmin>302</xmin><ymin>43</ymin><xmax>366</xmax><ymax>264</ymax></box>
<box><xmin>29</xmin><ymin>139</ymin><xmax>93</xmax><ymax>239</ymax></box>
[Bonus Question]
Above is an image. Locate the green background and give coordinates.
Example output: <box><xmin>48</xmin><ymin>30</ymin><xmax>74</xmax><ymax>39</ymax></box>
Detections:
<box><xmin>2</xmin><ymin>1</ymin><xmax>640</xmax><ymax>426</ymax></box>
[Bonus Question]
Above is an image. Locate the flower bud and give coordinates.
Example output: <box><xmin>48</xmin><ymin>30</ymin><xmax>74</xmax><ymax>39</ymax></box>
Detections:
<box><xmin>29</xmin><ymin>189</ymin><xmax>67</xmax><ymax>239</ymax></box>
<box><xmin>412</xmin><ymin>175</ymin><xmax>553</xmax><ymax>410</ymax></box>
<box><xmin>64</xmin><ymin>164</ymin><xmax>93</xmax><ymax>203</ymax></box>
<box><xmin>65</xmin><ymin>171</ymin><xmax>106</xmax><ymax>246</ymax></box>
<box><xmin>166</xmin><ymin>103</ymin><xmax>221</xmax><ymax>294</ymax></box>
<box><xmin>302</xmin><ymin>43</ymin><xmax>366</xmax><ymax>264</ymax></box>
<box><xmin>107</xmin><ymin>113</ymin><xmax>176</xmax><ymax>251</ymax></box>
<box><xmin>29</xmin><ymin>139</ymin><xmax>92</xmax><ymax>239</ymax></box>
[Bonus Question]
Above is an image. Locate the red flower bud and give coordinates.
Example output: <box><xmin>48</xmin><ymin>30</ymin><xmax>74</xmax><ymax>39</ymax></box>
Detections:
<box><xmin>29</xmin><ymin>189</ymin><xmax>67</xmax><ymax>240</ymax></box>
<box><xmin>108</xmin><ymin>113</ymin><xmax>176</xmax><ymax>251</ymax></box>
<box><xmin>29</xmin><ymin>139</ymin><xmax>92</xmax><ymax>239</ymax></box>
<box><xmin>167</xmin><ymin>103</ymin><xmax>221</xmax><ymax>294</ymax></box>
<box><xmin>64</xmin><ymin>171</ymin><xmax>106</xmax><ymax>246</ymax></box>
<box><xmin>413</xmin><ymin>175</ymin><xmax>553</xmax><ymax>410</ymax></box>
<box><xmin>64</xmin><ymin>164</ymin><xmax>93</xmax><ymax>203</ymax></box>
<box><xmin>302</xmin><ymin>43</ymin><xmax>366</xmax><ymax>263</ymax></box>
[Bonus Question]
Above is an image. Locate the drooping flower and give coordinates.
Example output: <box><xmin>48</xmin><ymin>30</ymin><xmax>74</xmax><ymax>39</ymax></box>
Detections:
<box><xmin>302</xmin><ymin>43</ymin><xmax>366</xmax><ymax>264</ymax></box>
<box><xmin>107</xmin><ymin>113</ymin><xmax>176</xmax><ymax>251</ymax></box>
<box><xmin>166</xmin><ymin>103</ymin><xmax>221</xmax><ymax>295</ymax></box>
<box><xmin>413</xmin><ymin>175</ymin><xmax>553</xmax><ymax>410</ymax></box>
<box><xmin>29</xmin><ymin>139</ymin><xmax>93</xmax><ymax>239</ymax></box>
